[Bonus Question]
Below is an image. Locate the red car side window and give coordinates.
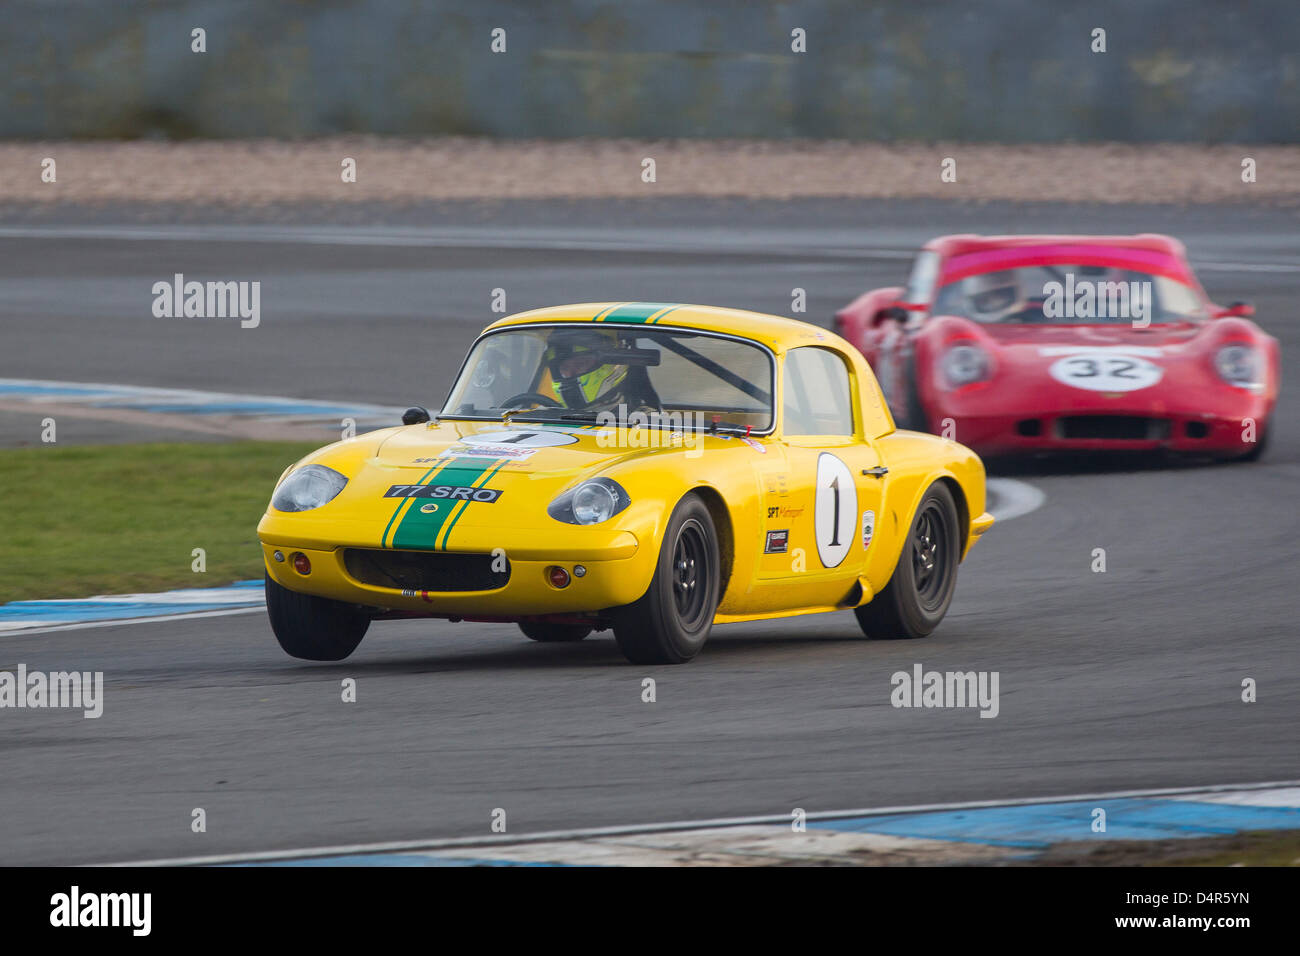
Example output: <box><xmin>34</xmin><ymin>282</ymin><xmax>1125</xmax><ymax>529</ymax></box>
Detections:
<box><xmin>902</xmin><ymin>251</ymin><xmax>940</xmax><ymax>307</ymax></box>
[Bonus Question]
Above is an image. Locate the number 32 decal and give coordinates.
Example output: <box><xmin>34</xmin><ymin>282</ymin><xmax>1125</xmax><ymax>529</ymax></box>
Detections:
<box><xmin>815</xmin><ymin>453</ymin><xmax>857</xmax><ymax>568</ymax></box>
<box><xmin>1048</xmin><ymin>352</ymin><xmax>1163</xmax><ymax>392</ymax></box>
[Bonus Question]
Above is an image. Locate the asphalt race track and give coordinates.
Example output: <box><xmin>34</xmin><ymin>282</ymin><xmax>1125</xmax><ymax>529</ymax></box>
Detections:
<box><xmin>1</xmin><ymin>199</ymin><xmax>1296</xmax><ymax>865</ymax></box>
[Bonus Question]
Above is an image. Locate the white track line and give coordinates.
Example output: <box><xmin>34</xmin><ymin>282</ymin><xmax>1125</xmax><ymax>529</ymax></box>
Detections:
<box><xmin>985</xmin><ymin>477</ymin><xmax>1046</xmax><ymax>522</ymax></box>
<box><xmin>106</xmin><ymin>778</ymin><xmax>1300</xmax><ymax>867</ymax></box>
<box><xmin>0</xmin><ymin>225</ymin><xmax>1292</xmax><ymax>273</ymax></box>
<box><xmin>2</xmin><ymin>606</ymin><xmax>263</xmax><ymax>637</ymax></box>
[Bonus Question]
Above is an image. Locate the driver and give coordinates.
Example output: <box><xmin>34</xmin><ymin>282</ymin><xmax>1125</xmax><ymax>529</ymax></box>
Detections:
<box><xmin>543</xmin><ymin>328</ymin><xmax>632</xmax><ymax>409</ymax></box>
<box><xmin>962</xmin><ymin>270</ymin><xmax>1028</xmax><ymax>323</ymax></box>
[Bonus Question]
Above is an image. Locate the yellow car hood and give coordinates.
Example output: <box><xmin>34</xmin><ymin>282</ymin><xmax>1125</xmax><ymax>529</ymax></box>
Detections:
<box><xmin>268</xmin><ymin>419</ymin><xmax>680</xmax><ymax>551</ymax></box>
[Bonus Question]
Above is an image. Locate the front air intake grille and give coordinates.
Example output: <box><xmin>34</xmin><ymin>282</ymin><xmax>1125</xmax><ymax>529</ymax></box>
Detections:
<box><xmin>344</xmin><ymin>548</ymin><xmax>510</xmax><ymax>592</ymax></box>
<box><xmin>1056</xmin><ymin>416</ymin><xmax>1170</xmax><ymax>441</ymax></box>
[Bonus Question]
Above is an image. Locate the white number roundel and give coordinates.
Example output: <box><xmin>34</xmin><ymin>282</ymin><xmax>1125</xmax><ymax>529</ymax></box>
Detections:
<box><xmin>1048</xmin><ymin>353</ymin><xmax>1163</xmax><ymax>392</ymax></box>
<box><xmin>460</xmin><ymin>429</ymin><xmax>577</xmax><ymax>447</ymax></box>
<box><xmin>814</xmin><ymin>453</ymin><xmax>857</xmax><ymax>569</ymax></box>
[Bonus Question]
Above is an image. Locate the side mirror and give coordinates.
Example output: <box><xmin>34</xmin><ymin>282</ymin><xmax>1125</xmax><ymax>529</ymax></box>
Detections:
<box><xmin>402</xmin><ymin>405</ymin><xmax>431</xmax><ymax>425</ymax></box>
<box><xmin>1216</xmin><ymin>301</ymin><xmax>1255</xmax><ymax>318</ymax></box>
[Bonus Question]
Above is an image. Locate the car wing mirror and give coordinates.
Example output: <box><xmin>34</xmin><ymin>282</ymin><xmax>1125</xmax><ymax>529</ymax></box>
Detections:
<box><xmin>402</xmin><ymin>405</ymin><xmax>431</xmax><ymax>425</ymax></box>
<box><xmin>876</xmin><ymin>305</ymin><xmax>910</xmax><ymax>325</ymax></box>
<box><xmin>1215</xmin><ymin>301</ymin><xmax>1255</xmax><ymax>318</ymax></box>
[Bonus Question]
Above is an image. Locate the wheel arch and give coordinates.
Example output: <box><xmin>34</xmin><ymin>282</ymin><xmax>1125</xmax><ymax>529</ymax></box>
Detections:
<box><xmin>934</xmin><ymin>475</ymin><xmax>971</xmax><ymax>558</ymax></box>
<box><xmin>688</xmin><ymin>484</ymin><xmax>734</xmax><ymax>602</ymax></box>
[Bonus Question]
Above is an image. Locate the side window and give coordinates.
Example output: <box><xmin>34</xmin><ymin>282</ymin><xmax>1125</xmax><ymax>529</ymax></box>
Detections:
<box><xmin>783</xmin><ymin>347</ymin><xmax>855</xmax><ymax>436</ymax></box>
<box><xmin>903</xmin><ymin>251</ymin><xmax>940</xmax><ymax>305</ymax></box>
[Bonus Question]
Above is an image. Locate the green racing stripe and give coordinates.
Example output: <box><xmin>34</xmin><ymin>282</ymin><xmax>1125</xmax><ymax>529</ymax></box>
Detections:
<box><xmin>388</xmin><ymin>458</ymin><xmax>505</xmax><ymax>551</ymax></box>
<box><xmin>597</xmin><ymin>302</ymin><xmax>680</xmax><ymax>324</ymax></box>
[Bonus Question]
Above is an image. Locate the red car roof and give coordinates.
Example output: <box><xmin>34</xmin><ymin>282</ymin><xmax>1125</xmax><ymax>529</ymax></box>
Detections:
<box><xmin>922</xmin><ymin>234</ymin><xmax>1187</xmax><ymax>258</ymax></box>
<box><xmin>923</xmin><ymin>235</ymin><xmax>1197</xmax><ymax>287</ymax></box>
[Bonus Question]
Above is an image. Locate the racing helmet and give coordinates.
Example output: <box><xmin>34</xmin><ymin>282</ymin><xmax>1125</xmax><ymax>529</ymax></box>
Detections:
<box><xmin>962</xmin><ymin>270</ymin><xmax>1028</xmax><ymax>322</ymax></box>
<box><xmin>543</xmin><ymin>328</ymin><xmax>629</xmax><ymax>407</ymax></box>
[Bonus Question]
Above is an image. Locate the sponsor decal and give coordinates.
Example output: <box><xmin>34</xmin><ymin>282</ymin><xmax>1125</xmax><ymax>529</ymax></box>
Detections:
<box><xmin>861</xmin><ymin>509</ymin><xmax>875</xmax><ymax>549</ymax></box>
<box><xmin>446</xmin><ymin>443</ymin><xmax>538</xmax><ymax>461</ymax></box>
<box><xmin>764</xmin><ymin>473</ymin><xmax>790</xmax><ymax>497</ymax></box>
<box><xmin>419</xmin><ymin>502</ymin><xmax>440</xmax><ymax>514</ymax></box>
<box><xmin>1047</xmin><ymin>352</ymin><xmax>1163</xmax><ymax>392</ymax></box>
<box><xmin>766</xmin><ymin>505</ymin><xmax>806</xmax><ymax>519</ymax></box>
<box><xmin>385</xmin><ymin>484</ymin><xmax>503</xmax><ymax>502</ymax></box>
<box><xmin>764</xmin><ymin>529</ymin><xmax>789</xmax><ymax>554</ymax></box>
<box><xmin>740</xmin><ymin>436</ymin><xmax>767</xmax><ymax>453</ymax></box>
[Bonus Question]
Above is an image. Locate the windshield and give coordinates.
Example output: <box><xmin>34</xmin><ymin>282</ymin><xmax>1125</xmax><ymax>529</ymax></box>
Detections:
<box><xmin>442</xmin><ymin>324</ymin><xmax>774</xmax><ymax>430</ymax></box>
<box><xmin>932</xmin><ymin>264</ymin><xmax>1208</xmax><ymax>325</ymax></box>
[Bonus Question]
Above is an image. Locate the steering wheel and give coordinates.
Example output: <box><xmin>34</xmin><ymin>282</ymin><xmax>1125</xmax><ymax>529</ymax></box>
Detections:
<box><xmin>500</xmin><ymin>392</ymin><xmax>563</xmax><ymax>409</ymax></box>
<box><xmin>1005</xmin><ymin>299</ymin><xmax>1049</xmax><ymax>324</ymax></box>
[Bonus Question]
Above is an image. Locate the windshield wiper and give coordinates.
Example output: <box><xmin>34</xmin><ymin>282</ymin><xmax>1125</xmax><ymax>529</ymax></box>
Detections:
<box><xmin>709</xmin><ymin>420</ymin><xmax>752</xmax><ymax>436</ymax></box>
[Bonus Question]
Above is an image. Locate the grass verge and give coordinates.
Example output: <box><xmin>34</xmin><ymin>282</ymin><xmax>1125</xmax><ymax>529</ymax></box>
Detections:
<box><xmin>0</xmin><ymin>441</ymin><xmax>319</xmax><ymax>602</ymax></box>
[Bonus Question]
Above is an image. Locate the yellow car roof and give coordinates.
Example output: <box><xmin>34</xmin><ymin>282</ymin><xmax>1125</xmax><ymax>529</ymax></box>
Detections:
<box><xmin>483</xmin><ymin>302</ymin><xmax>840</xmax><ymax>352</ymax></box>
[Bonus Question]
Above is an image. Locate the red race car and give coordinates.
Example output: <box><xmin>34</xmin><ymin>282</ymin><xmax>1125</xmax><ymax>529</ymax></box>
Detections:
<box><xmin>834</xmin><ymin>234</ymin><xmax>1279</xmax><ymax>460</ymax></box>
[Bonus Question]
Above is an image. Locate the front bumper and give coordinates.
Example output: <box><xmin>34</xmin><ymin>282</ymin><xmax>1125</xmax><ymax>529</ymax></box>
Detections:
<box><xmin>924</xmin><ymin>379</ymin><xmax>1273</xmax><ymax>458</ymax></box>
<box><xmin>944</xmin><ymin>410</ymin><xmax>1265</xmax><ymax>457</ymax></box>
<box><xmin>259</xmin><ymin>526</ymin><xmax>651</xmax><ymax>617</ymax></box>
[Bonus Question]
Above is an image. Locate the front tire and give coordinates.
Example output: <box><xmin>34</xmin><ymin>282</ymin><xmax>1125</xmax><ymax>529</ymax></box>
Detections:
<box><xmin>855</xmin><ymin>482</ymin><xmax>960</xmax><ymax>640</ymax></box>
<box><xmin>265</xmin><ymin>572</ymin><xmax>370</xmax><ymax>661</ymax></box>
<box><xmin>610</xmin><ymin>493</ymin><xmax>720</xmax><ymax>664</ymax></box>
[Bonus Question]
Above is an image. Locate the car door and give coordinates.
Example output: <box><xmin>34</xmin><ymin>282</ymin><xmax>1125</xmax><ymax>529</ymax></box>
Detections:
<box><xmin>752</xmin><ymin>346</ymin><xmax>886</xmax><ymax>611</ymax></box>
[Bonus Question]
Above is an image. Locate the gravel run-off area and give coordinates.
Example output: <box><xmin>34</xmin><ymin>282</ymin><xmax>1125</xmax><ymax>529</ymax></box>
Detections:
<box><xmin>1</xmin><ymin>139</ymin><xmax>1297</xmax><ymax>205</ymax></box>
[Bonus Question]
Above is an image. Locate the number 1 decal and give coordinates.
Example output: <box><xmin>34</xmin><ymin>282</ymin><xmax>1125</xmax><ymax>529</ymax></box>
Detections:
<box><xmin>828</xmin><ymin>475</ymin><xmax>841</xmax><ymax>547</ymax></box>
<box><xmin>815</xmin><ymin>453</ymin><xmax>856</xmax><ymax>568</ymax></box>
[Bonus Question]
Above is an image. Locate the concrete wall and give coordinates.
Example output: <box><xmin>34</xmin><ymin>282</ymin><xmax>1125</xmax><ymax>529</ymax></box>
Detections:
<box><xmin>3</xmin><ymin>0</ymin><xmax>1297</xmax><ymax>141</ymax></box>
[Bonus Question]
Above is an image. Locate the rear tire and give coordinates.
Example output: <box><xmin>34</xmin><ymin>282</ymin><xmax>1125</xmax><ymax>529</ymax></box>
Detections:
<box><xmin>610</xmin><ymin>493</ymin><xmax>720</xmax><ymax>664</ymax></box>
<box><xmin>855</xmin><ymin>482</ymin><xmax>960</xmax><ymax>640</ymax></box>
<box><xmin>519</xmin><ymin>622</ymin><xmax>592</xmax><ymax>643</ymax></box>
<box><xmin>265</xmin><ymin>572</ymin><xmax>370</xmax><ymax>661</ymax></box>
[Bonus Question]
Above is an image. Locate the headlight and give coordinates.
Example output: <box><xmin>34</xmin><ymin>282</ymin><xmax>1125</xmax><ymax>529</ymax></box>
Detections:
<box><xmin>271</xmin><ymin>464</ymin><xmax>348</xmax><ymax>512</ymax></box>
<box><xmin>548</xmin><ymin>478</ymin><xmax>631</xmax><ymax>525</ymax></box>
<box><xmin>941</xmin><ymin>344</ymin><xmax>991</xmax><ymax>388</ymax></box>
<box><xmin>1214</xmin><ymin>344</ymin><xmax>1260</xmax><ymax>388</ymax></box>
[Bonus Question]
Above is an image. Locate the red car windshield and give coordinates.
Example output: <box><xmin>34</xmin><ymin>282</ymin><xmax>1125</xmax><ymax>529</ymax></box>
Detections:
<box><xmin>931</xmin><ymin>247</ymin><xmax>1208</xmax><ymax>325</ymax></box>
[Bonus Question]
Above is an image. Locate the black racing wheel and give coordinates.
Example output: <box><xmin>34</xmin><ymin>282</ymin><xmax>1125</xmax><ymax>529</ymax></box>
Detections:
<box><xmin>854</xmin><ymin>482</ymin><xmax>961</xmax><ymax>640</ymax></box>
<box><xmin>610</xmin><ymin>492</ymin><xmax>720</xmax><ymax>664</ymax></box>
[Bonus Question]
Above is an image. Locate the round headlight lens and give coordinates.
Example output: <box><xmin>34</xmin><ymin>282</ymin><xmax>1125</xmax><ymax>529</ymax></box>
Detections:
<box><xmin>572</xmin><ymin>481</ymin><xmax>620</xmax><ymax>524</ymax></box>
<box><xmin>1215</xmin><ymin>345</ymin><xmax>1259</xmax><ymax>387</ymax></box>
<box><xmin>271</xmin><ymin>464</ymin><xmax>348</xmax><ymax>512</ymax></box>
<box><xmin>941</xmin><ymin>344</ymin><xmax>991</xmax><ymax>388</ymax></box>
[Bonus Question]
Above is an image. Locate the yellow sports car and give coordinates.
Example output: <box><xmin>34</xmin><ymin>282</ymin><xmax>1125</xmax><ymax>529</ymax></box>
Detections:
<box><xmin>258</xmin><ymin>303</ymin><xmax>994</xmax><ymax>664</ymax></box>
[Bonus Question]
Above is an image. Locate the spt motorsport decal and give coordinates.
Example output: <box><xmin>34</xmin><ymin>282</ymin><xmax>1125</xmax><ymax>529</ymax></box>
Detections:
<box><xmin>383</xmin><ymin>458</ymin><xmax>507</xmax><ymax>551</ymax></box>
